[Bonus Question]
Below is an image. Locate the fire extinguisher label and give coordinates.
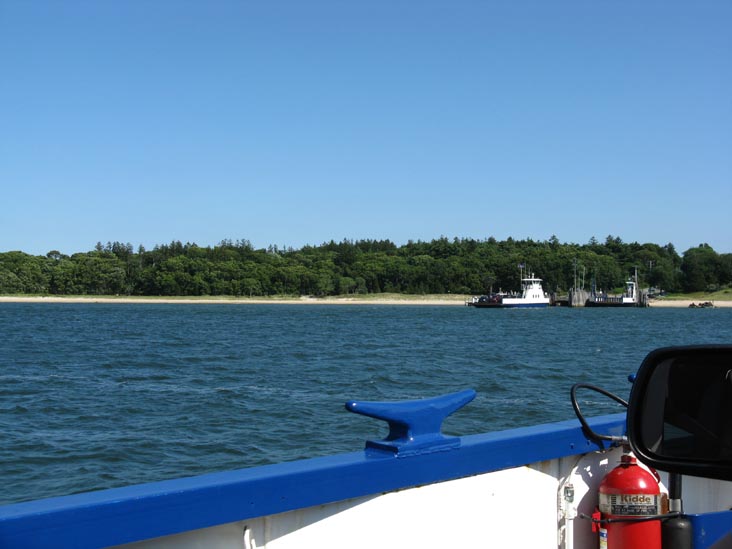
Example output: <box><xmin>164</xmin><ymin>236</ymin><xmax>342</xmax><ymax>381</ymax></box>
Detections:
<box><xmin>599</xmin><ymin>528</ymin><xmax>608</xmax><ymax>549</ymax></box>
<box><xmin>599</xmin><ymin>493</ymin><xmax>662</xmax><ymax>516</ymax></box>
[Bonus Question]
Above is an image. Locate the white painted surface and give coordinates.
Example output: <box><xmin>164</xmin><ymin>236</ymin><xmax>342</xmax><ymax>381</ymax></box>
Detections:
<box><xmin>247</xmin><ymin>466</ymin><xmax>558</xmax><ymax>549</ymax></box>
<box><xmin>118</xmin><ymin>449</ymin><xmax>732</xmax><ymax>549</ymax></box>
<box><xmin>671</xmin><ymin>475</ymin><xmax>732</xmax><ymax>515</ymax></box>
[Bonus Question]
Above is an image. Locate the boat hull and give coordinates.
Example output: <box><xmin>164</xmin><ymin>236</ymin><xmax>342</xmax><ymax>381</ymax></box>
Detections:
<box><xmin>2</xmin><ymin>413</ymin><xmax>730</xmax><ymax>548</ymax></box>
<box><xmin>585</xmin><ymin>299</ymin><xmax>638</xmax><ymax>308</ymax></box>
<box><xmin>469</xmin><ymin>302</ymin><xmax>549</xmax><ymax>308</ymax></box>
<box><xmin>0</xmin><ymin>414</ymin><xmax>627</xmax><ymax>548</ymax></box>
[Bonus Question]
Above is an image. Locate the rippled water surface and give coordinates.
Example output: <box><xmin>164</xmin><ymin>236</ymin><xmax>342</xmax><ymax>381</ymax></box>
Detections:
<box><xmin>1</xmin><ymin>303</ymin><xmax>731</xmax><ymax>504</ymax></box>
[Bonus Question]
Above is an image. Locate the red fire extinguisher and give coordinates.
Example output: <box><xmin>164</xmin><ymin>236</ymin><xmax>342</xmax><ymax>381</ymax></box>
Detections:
<box><xmin>595</xmin><ymin>452</ymin><xmax>664</xmax><ymax>549</ymax></box>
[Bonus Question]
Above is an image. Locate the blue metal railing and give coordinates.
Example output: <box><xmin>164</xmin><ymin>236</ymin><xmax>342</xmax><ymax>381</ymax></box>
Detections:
<box><xmin>0</xmin><ymin>392</ymin><xmax>625</xmax><ymax>549</ymax></box>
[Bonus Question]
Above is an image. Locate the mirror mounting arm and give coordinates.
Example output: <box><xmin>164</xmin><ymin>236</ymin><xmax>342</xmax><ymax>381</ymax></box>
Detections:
<box><xmin>570</xmin><ymin>383</ymin><xmax>629</xmax><ymax>447</ymax></box>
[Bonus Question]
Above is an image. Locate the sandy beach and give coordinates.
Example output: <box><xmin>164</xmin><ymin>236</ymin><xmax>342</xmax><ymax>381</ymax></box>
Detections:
<box><xmin>647</xmin><ymin>299</ymin><xmax>732</xmax><ymax>308</ymax></box>
<box><xmin>1</xmin><ymin>295</ymin><xmax>730</xmax><ymax>307</ymax></box>
<box><xmin>0</xmin><ymin>295</ymin><xmax>467</xmax><ymax>306</ymax></box>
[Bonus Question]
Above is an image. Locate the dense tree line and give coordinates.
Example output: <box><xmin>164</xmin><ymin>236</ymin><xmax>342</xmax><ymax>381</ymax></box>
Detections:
<box><xmin>1</xmin><ymin>237</ymin><xmax>730</xmax><ymax>297</ymax></box>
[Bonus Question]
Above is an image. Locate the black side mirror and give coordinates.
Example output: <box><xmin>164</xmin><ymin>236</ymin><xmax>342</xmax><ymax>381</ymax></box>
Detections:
<box><xmin>627</xmin><ymin>345</ymin><xmax>732</xmax><ymax>481</ymax></box>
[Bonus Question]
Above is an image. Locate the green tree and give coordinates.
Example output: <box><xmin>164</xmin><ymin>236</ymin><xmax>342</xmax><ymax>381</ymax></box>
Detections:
<box><xmin>681</xmin><ymin>244</ymin><xmax>720</xmax><ymax>292</ymax></box>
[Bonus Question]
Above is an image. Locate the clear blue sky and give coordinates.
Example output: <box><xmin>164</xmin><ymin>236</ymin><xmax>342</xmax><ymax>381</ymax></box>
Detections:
<box><xmin>2</xmin><ymin>1</ymin><xmax>730</xmax><ymax>256</ymax></box>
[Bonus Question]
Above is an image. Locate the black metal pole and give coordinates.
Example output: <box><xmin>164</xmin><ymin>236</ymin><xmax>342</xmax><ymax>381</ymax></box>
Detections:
<box><xmin>663</xmin><ymin>473</ymin><xmax>693</xmax><ymax>549</ymax></box>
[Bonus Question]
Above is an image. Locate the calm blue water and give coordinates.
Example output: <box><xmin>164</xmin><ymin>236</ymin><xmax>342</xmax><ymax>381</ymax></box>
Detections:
<box><xmin>1</xmin><ymin>303</ymin><xmax>731</xmax><ymax>505</ymax></box>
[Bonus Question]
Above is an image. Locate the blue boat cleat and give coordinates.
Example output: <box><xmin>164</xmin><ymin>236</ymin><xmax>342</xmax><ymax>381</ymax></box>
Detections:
<box><xmin>345</xmin><ymin>389</ymin><xmax>476</xmax><ymax>457</ymax></box>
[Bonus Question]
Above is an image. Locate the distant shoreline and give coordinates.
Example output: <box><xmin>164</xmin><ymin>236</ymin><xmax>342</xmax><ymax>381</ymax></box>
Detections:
<box><xmin>1</xmin><ymin>295</ymin><xmax>731</xmax><ymax>308</ymax></box>
<box><xmin>0</xmin><ymin>295</ymin><xmax>465</xmax><ymax>306</ymax></box>
<box><xmin>646</xmin><ymin>299</ymin><xmax>732</xmax><ymax>308</ymax></box>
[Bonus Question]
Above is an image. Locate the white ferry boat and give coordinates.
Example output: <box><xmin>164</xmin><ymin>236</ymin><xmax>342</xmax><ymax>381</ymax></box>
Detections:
<box><xmin>1</xmin><ymin>346</ymin><xmax>731</xmax><ymax>548</ymax></box>
<box><xmin>468</xmin><ymin>273</ymin><xmax>551</xmax><ymax>308</ymax></box>
<box><xmin>586</xmin><ymin>277</ymin><xmax>640</xmax><ymax>307</ymax></box>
